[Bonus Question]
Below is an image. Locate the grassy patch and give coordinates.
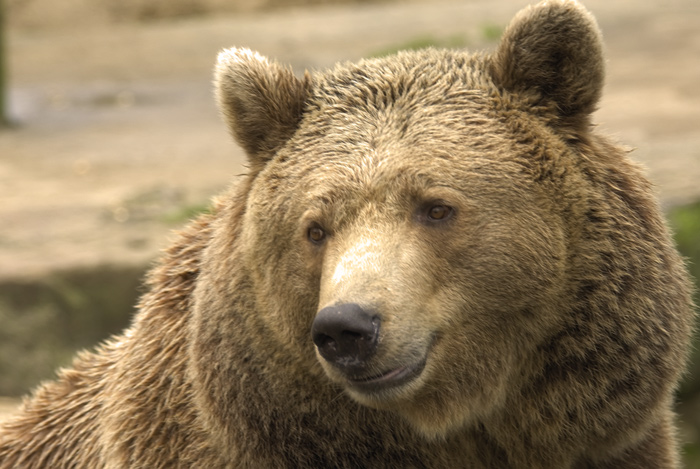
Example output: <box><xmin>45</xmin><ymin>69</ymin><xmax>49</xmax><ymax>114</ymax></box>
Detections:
<box><xmin>370</xmin><ymin>34</ymin><xmax>469</xmax><ymax>58</ymax></box>
<box><xmin>481</xmin><ymin>23</ymin><xmax>504</xmax><ymax>42</ymax></box>
<box><xmin>670</xmin><ymin>200</ymin><xmax>700</xmax><ymax>305</ymax></box>
<box><xmin>161</xmin><ymin>202</ymin><xmax>211</xmax><ymax>224</ymax></box>
<box><xmin>368</xmin><ymin>21</ymin><xmax>504</xmax><ymax>59</ymax></box>
<box><xmin>684</xmin><ymin>441</ymin><xmax>700</xmax><ymax>468</ymax></box>
<box><xmin>671</xmin><ymin>200</ymin><xmax>700</xmax><ymax>394</ymax></box>
<box><xmin>669</xmin><ymin>200</ymin><xmax>700</xmax><ymax>468</ymax></box>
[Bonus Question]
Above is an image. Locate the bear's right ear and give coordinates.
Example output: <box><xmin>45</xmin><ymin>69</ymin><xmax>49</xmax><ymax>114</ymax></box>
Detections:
<box><xmin>215</xmin><ymin>48</ymin><xmax>310</xmax><ymax>174</ymax></box>
<box><xmin>490</xmin><ymin>0</ymin><xmax>604</xmax><ymax>131</ymax></box>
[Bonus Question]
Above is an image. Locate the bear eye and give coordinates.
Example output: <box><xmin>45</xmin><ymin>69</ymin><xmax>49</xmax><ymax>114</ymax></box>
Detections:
<box><xmin>308</xmin><ymin>224</ymin><xmax>327</xmax><ymax>244</ymax></box>
<box><xmin>426</xmin><ymin>204</ymin><xmax>454</xmax><ymax>222</ymax></box>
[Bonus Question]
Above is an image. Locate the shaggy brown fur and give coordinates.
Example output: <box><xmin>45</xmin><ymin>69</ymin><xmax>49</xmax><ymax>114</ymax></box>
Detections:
<box><xmin>0</xmin><ymin>1</ymin><xmax>694</xmax><ymax>467</ymax></box>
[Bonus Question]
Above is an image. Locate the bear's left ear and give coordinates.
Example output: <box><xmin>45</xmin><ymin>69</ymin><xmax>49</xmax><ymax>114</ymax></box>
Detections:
<box><xmin>490</xmin><ymin>0</ymin><xmax>604</xmax><ymax>131</ymax></box>
<box><xmin>215</xmin><ymin>48</ymin><xmax>311</xmax><ymax>174</ymax></box>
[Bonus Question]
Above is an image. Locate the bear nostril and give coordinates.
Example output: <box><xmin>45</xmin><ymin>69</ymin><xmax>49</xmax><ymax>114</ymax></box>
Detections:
<box><xmin>314</xmin><ymin>333</ymin><xmax>338</xmax><ymax>353</ymax></box>
<box><xmin>311</xmin><ymin>303</ymin><xmax>380</xmax><ymax>369</ymax></box>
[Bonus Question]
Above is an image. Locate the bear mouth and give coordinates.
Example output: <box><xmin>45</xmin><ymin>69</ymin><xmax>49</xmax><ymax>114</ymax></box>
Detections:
<box><xmin>346</xmin><ymin>359</ymin><xmax>427</xmax><ymax>393</ymax></box>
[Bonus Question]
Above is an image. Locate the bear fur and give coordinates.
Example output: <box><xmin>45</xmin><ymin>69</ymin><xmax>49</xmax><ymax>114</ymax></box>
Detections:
<box><xmin>0</xmin><ymin>1</ymin><xmax>694</xmax><ymax>467</ymax></box>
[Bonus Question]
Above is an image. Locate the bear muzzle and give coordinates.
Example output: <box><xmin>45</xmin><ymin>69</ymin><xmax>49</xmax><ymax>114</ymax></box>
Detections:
<box><xmin>311</xmin><ymin>303</ymin><xmax>428</xmax><ymax>393</ymax></box>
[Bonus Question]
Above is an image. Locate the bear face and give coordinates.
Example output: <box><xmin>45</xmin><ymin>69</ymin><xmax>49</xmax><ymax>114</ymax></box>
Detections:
<box><xmin>213</xmin><ymin>2</ymin><xmax>609</xmax><ymax>440</ymax></box>
<box><xmin>196</xmin><ymin>0</ymin><xmax>692</xmax><ymax>463</ymax></box>
<box><xmin>236</xmin><ymin>51</ymin><xmax>572</xmax><ymax>437</ymax></box>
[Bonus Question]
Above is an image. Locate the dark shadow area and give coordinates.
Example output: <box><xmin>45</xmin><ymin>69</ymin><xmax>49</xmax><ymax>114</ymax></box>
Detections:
<box><xmin>0</xmin><ymin>264</ymin><xmax>148</xmax><ymax>396</ymax></box>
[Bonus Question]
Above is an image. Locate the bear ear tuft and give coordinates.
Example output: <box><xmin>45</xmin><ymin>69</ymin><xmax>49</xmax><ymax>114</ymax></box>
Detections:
<box><xmin>490</xmin><ymin>0</ymin><xmax>605</xmax><ymax>130</ymax></box>
<box><xmin>215</xmin><ymin>48</ymin><xmax>310</xmax><ymax>174</ymax></box>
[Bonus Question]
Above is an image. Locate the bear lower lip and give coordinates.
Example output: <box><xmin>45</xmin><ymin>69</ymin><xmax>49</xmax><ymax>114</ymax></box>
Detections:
<box><xmin>347</xmin><ymin>360</ymin><xmax>426</xmax><ymax>393</ymax></box>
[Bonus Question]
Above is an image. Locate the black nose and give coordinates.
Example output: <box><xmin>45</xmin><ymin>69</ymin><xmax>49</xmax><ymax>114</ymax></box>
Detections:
<box><xmin>311</xmin><ymin>303</ymin><xmax>380</xmax><ymax>370</ymax></box>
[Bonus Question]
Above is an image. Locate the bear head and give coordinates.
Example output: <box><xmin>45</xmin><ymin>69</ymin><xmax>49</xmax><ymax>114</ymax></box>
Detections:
<box><xmin>199</xmin><ymin>0</ymin><xmax>689</xmax><ymax>448</ymax></box>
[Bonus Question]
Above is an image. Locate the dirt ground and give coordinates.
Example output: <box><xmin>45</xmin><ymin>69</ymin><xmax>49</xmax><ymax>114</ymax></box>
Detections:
<box><xmin>1</xmin><ymin>0</ymin><xmax>699</xmax><ymax>420</ymax></box>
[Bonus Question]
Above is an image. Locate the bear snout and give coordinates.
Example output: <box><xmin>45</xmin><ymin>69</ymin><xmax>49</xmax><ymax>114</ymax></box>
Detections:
<box><xmin>311</xmin><ymin>303</ymin><xmax>380</xmax><ymax>371</ymax></box>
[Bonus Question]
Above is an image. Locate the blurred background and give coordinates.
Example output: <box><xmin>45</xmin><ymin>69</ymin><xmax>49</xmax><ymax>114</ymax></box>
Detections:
<box><xmin>0</xmin><ymin>0</ymin><xmax>698</xmax><ymax>465</ymax></box>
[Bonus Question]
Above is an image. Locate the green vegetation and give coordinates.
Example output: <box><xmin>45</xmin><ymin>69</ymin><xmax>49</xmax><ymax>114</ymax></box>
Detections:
<box><xmin>162</xmin><ymin>202</ymin><xmax>211</xmax><ymax>224</ymax></box>
<box><xmin>670</xmin><ymin>200</ymin><xmax>700</xmax><ymax>306</ymax></box>
<box><xmin>369</xmin><ymin>22</ymin><xmax>503</xmax><ymax>59</ymax></box>
<box><xmin>481</xmin><ymin>23</ymin><xmax>503</xmax><ymax>42</ymax></box>
<box><xmin>370</xmin><ymin>34</ymin><xmax>469</xmax><ymax>58</ymax></box>
<box><xmin>668</xmin><ymin>200</ymin><xmax>700</xmax><ymax>468</ymax></box>
<box><xmin>670</xmin><ymin>200</ymin><xmax>700</xmax><ymax>394</ymax></box>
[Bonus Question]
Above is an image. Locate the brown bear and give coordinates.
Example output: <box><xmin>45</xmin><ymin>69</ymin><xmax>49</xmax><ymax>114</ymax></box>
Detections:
<box><xmin>0</xmin><ymin>1</ymin><xmax>694</xmax><ymax>467</ymax></box>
